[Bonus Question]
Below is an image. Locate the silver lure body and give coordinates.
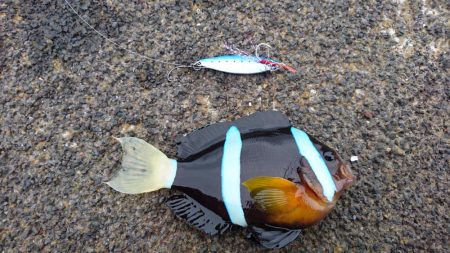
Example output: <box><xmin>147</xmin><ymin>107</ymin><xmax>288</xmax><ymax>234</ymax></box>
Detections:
<box><xmin>198</xmin><ymin>55</ymin><xmax>275</xmax><ymax>74</ymax></box>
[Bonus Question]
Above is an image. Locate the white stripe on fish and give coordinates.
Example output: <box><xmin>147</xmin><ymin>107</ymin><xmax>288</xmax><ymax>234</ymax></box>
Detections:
<box><xmin>221</xmin><ymin>126</ymin><xmax>248</xmax><ymax>227</ymax></box>
<box><xmin>290</xmin><ymin>128</ymin><xmax>336</xmax><ymax>201</ymax></box>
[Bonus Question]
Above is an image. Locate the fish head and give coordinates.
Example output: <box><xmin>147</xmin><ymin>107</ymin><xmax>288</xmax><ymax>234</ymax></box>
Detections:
<box><xmin>297</xmin><ymin>135</ymin><xmax>355</xmax><ymax>204</ymax></box>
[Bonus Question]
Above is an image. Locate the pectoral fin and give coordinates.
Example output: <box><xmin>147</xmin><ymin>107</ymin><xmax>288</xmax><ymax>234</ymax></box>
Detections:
<box><xmin>242</xmin><ymin>177</ymin><xmax>299</xmax><ymax>214</ymax></box>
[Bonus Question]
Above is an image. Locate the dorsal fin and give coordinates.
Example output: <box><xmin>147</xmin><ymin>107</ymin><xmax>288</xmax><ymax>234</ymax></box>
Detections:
<box><xmin>176</xmin><ymin>111</ymin><xmax>291</xmax><ymax>160</ymax></box>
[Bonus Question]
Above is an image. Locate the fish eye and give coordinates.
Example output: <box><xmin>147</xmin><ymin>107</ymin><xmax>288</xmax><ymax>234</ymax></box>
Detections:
<box><xmin>323</xmin><ymin>151</ymin><xmax>334</xmax><ymax>162</ymax></box>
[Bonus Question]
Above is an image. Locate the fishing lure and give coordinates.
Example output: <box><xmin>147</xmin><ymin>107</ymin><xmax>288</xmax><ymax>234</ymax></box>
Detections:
<box><xmin>64</xmin><ymin>0</ymin><xmax>296</xmax><ymax>81</ymax></box>
<box><xmin>203</xmin><ymin>43</ymin><xmax>296</xmax><ymax>74</ymax></box>
<box><xmin>165</xmin><ymin>44</ymin><xmax>296</xmax><ymax>81</ymax></box>
<box><xmin>107</xmin><ymin>111</ymin><xmax>354</xmax><ymax>248</ymax></box>
<box><xmin>166</xmin><ymin>44</ymin><xmax>296</xmax><ymax>80</ymax></box>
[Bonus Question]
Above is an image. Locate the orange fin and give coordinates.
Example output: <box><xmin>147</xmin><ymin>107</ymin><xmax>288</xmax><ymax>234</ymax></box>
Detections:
<box><xmin>242</xmin><ymin>177</ymin><xmax>299</xmax><ymax>214</ymax></box>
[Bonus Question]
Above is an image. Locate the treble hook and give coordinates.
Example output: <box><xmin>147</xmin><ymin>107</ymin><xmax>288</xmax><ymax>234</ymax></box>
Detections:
<box><xmin>255</xmin><ymin>43</ymin><xmax>273</xmax><ymax>60</ymax></box>
<box><xmin>254</xmin><ymin>43</ymin><xmax>297</xmax><ymax>74</ymax></box>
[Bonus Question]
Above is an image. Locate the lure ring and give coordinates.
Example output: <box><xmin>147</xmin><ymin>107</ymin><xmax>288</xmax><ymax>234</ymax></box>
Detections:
<box><xmin>191</xmin><ymin>61</ymin><xmax>204</xmax><ymax>71</ymax></box>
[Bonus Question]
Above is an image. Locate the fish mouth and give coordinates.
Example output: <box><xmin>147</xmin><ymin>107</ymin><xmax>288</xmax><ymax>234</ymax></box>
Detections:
<box><xmin>339</xmin><ymin>163</ymin><xmax>355</xmax><ymax>189</ymax></box>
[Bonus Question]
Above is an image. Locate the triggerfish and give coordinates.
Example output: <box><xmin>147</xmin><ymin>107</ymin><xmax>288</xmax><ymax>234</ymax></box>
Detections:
<box><xmin>106</xmin><ymin>111</ymin><xmax>354</xmax><ymax>248</ymax></box>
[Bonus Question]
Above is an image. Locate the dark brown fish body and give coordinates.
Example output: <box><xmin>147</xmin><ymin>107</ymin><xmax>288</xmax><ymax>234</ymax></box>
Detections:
<box><xmin>107</xmin><ymin>111</ymin><xmax>354</xmax><ymax>248</ymax></box>
<box><xmin>172</xmin><ymin>129</ymin><xmax>298</xmax><ymax>224</ymax></box>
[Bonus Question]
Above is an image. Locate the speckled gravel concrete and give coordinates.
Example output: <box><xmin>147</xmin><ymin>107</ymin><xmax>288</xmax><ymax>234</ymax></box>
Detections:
<box><xmin>1</xmin><ymin>0</ymin><xmax>449</xmax><ymax>252</ymax></box>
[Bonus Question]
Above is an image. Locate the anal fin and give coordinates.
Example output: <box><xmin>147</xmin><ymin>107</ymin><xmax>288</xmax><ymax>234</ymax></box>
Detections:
<box><xmin>166</xmin><ymin>194</ymin><xmax>231</xmax><ymax>235</ymax></box>
<box><xmin>247</xmin><ymin>225</ymin><xmax>301</xmax><ymax>249</ymax></box>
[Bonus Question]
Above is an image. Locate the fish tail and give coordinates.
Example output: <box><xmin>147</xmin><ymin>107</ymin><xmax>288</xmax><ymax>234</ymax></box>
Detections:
<box><xmin>106</xmin><ymin>137</ymin><xmax>177</xmax><ymax>194</ymax></box>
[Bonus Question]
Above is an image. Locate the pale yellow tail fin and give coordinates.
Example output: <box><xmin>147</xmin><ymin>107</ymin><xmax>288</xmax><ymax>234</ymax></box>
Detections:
<box><xmin>106</xmin><ymin>137</ymin><xmax>177</xmax><ymax>194</ymax></box>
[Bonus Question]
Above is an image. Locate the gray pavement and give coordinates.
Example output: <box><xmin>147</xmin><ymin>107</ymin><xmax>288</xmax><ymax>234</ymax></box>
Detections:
<box><xmin>1</xmin><ymin>1</ymin><xmax>448</xmax><ymax>252</ymax></box>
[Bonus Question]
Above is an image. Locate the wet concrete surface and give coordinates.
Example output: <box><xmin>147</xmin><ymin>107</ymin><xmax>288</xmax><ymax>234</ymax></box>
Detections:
<box><xmin>1</xmin><ymin>0</ymin><xmax>449</xmax><ymax>252</ymax></box>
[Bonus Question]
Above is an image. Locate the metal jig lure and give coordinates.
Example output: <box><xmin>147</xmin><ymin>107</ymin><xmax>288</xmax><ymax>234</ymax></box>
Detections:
<box><xmin>166</xmin><ymin>44</ymin><xmax>296</xmax><ymax>81</ymax></box>
<box><xmin>64</xmin><ymin>0</ymin><xmax>296</xmax><ymax>81</ymax></box>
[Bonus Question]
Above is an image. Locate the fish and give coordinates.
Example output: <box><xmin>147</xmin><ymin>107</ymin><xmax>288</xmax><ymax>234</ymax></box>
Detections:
<box><xmin>106</xmin><ymin>111</ymin><xmax>354</xmax><ymax>248</ymax></box>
